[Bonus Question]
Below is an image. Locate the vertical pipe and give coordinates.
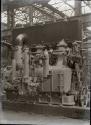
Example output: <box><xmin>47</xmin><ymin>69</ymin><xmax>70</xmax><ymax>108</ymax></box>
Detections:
<box><xmin>28</xmin><ymin>6</ymin><xmax>33</xmax><ymax>26</ymax></box>
<box><xmin>23</xmin><ymin>46</ymin><xmax>29</xmax><ymax>78</ymax></box>
<box><xmin>12</xmin><ymin>48</ymin><xmax>16</xmax><ymax>81</ymax></box>
<box><xmin>43</xmin><ymin>49</ymin><xmax>49</xmax><ymax>77</ymax></box>
<box><xmin>15</xmin><ymin>46</ymin><xmax>23</xmax><ymax>69</ymax></box>
<box><xmin>12</xmin><ymin>59</ymin><xmax>16</xmax><ymax>81</ymax></box>
<box><xmin>7</xmin><ymin>8</ymin><xmax>15</xmax><ymax>30</ymax></box>
<box><xmin>29</xmin><ymin>51</ymin><xmax>31</xmax><ymax>76</ymax></box>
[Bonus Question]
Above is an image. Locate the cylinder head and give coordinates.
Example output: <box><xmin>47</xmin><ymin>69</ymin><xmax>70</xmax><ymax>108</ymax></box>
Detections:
<box><xmin>15</xmin><ymin>33</ymin><xmax>29</xmax><ymax>46</ymax></box>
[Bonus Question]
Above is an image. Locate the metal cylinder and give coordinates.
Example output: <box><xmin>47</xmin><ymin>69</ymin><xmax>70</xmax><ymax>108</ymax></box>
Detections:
<box><xmin>16</xmin><ymin>33</ymin><xmax>29</xmax><ymax>46</ymax></box>
<box><xmin>15</xmin><ymin>46</ymin><xmax>23</xmax><ymax>69</ymax></box>
<box><xmin>15</xmin><ymin>33</ymin><xmax>29</xmax><ymax>69</ymax></box>
<box><xmin>56</xmin><ymin>54</ymin><xmax>64</xmax><ymax>66</ymax></box>
<box><xmin>23</xmin><ymin>46</ymin><xmax>29</xmax><ymax>78</ymax></box>
<box><xmin>12</xmin><ymin>59</ymin><xmax>16</xmax><ymax>81</ymax></box>
<box><xmin>43</xmin><ymin>49</ymin><xmax>49</xmax><ymax>77</ymax></box>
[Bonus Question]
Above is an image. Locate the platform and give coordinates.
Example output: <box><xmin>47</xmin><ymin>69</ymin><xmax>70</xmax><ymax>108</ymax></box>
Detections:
<box><xmin>1</xmin><ymin>100</ymin><xmax>90</xmax><ymax>120</ymax></box>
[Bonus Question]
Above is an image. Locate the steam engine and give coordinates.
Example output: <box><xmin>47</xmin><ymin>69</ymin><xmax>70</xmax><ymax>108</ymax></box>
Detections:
<box><xmin>2</xmin><ymin>34</ymin><xmax>90</xmax><ymax>108</ymax></box>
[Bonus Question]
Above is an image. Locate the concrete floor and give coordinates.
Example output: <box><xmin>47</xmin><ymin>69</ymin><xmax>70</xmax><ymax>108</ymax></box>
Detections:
<box><xmin>0</xmin><ymin>103</ymin><xmax>90</xmax><ymax>125</ymax></box>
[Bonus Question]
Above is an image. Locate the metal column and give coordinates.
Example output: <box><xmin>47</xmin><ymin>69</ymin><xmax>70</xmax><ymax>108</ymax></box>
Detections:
<box><xmin>7</xmin><ymin>8</ymin><xmax>15</xmax><ymax>30</ymax></box>
<box><xmin>75</xmin><ymin>0</ymin><xmax>81</xmax><ymax>16</ymax></box>
<box><xmin>28</xmin><ymin>6</ymin><xmax>34</xmax><ymax>26</ymax></box>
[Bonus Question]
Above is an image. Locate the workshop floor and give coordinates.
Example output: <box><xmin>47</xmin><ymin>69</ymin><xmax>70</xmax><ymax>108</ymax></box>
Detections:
<box><xmin>0</xmin><ymin>102</ymin><xmax>90</xmax><ymax>125</ymax></box>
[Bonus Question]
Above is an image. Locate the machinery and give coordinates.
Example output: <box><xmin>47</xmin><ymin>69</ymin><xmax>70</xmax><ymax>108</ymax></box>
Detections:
<box><xmin>1</xmin><ymin>33</ymin><xmax>90</xmax><ymax>108</ymax></box>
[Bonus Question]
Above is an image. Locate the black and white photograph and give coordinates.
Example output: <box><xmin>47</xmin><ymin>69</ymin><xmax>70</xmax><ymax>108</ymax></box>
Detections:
<box><xmin>0</xmin><ymin>0</ymin><xmax>91</xmax><ymax>124</ymax></box>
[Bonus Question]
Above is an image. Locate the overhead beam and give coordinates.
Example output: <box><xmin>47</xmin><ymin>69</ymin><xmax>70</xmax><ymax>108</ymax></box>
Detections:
<box><xmin>2</xmin><ymin>13</ymin><xmax>91</xmax><ymax>40</ymax></box>
<box><xmin>2</xmin><ymin>0</ymin><xmax>50</xmax><ymax>11</ymax></box>
<box><xmin>32</xmin><ymin>4</ymin><xmax>60</xmax><ymax>20</ymax></box>
<box><xmin>84</xmin><ymin>1</ymin><xmax>91</xmax><ymax>9</ymax></box>
<box><xmin>7</xmin><ymin>8</ymin><xmax>15</xmax><ymax>29</ymax></box>
<box><xmin>41</xmin><ymin>3</ymin><xmax>67</xmax><ymax>18</ymax></box>
<box><xmin>2</xmin><ymin>11</ymin><xmax>28</xmax><ymax>23</ymax></box>
<box><xmin>63</xmin><ymin>0</ymin><xmax>74</xmax><ymax>10</ymax></box>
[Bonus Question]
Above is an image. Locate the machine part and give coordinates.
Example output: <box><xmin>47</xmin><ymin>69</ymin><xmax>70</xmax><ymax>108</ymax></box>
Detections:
<box><xmin>3</xmin><ymin>37</ymin><xmax>87</xmax><ymax>108</ymax></box>
<box><xmin>50</xmin><ymin>40</ymin><xmax>72</xmax><ymax>93</ymax></box>
<box><xmin>51</xmin><ymin>70</ymin><xmax>71</xmax><ymax>93</ymax></box>
<box><xmin>42</xmin><ymin>76</ymin><xmax>51</xmax><ymax>92</ymax></box>
<box><xmin>4</xmin><ymin>82</ymin><xmax>13</xmax><ymax>90</ymax></box>
<box><xmin>62</xmin><ymin>95</ymin><xmax>75</xmax><ymax>106</ymax></box>
<box><xmin>43</xmin><ymin>49</ymin><xmax>49</xmax><ymax>77</ymax></box>
<box><xmin>75</xmin><ymin>62</ymin><xmax>81</xmax><ymax>83</ymax></box>
<box><xmin>56</xmin><ymin>40</ymin><xmax>67</xmax><ymax>67</ymax></box>
<box><xmin>23</xmin><ymin>46</ymin><xmax>29</xmax><ymax>79</ymax></box>
<box><xmin>50</xmin><ymin>93</ymin><xmax>61</xmax><ymax>104</ymax></box>
<box><xmin>14</xmin><ymin>33</ymin><xmax>29</xmax><ymax>69</ymax></box>
<box><xmin>15</xmin><ymin>46</ymin><xmax>23</xmax><ymax>69</ymax></box>
<box><xmin>38</xmin><ymin>93</ymin><xmax>50</xmax><ymax>103</ymax></box>
<box><xmin>36</xmin><ymin>44</ymin><xmax>45</xmax><ymax>54</ymax></box>
<box><xmin>80</xmin><ymin>87</ymin><xmax>89</xmax><ymax>107</ymax></box>
<box><xmin>42</xmin><ymin>40</ymin><xmax>72</xmax><ymax>94</ymax></box>
<box><xmin>12</xmin><ymin>59</ymin><xmax>16</xmax><ymax>81</ymax></box>
<box><xmin>15</xmin><ymin>33</ymin><xmax>29</xmax><ymax>46</ymax></box>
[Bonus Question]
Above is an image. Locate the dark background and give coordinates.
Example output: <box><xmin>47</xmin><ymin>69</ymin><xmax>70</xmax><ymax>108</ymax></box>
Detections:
<box><xmin>13</xmin><ymin>20</ymin><xmax>82</xmax><ymax>46</ymax></box>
